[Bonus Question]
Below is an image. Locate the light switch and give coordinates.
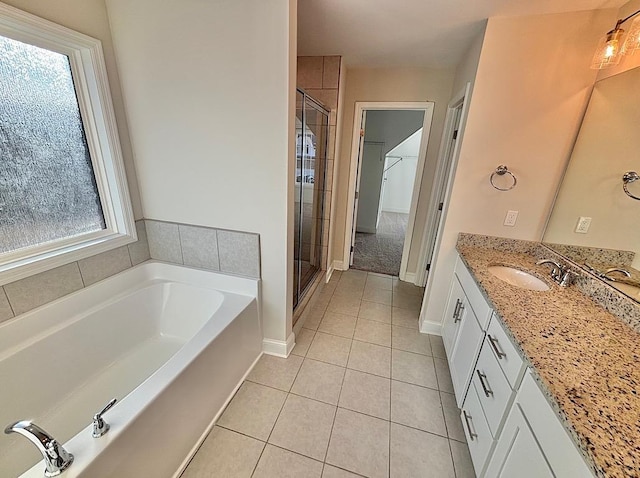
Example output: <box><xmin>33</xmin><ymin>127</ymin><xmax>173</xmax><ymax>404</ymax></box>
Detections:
<box><xmin>575</xmin><ymin>216</ymin><xmax>592</xmax><ymax>234</ymax></box>
<box><xmin>504</xmin><ymin>210</ymin><xmax>518</xmax><ymax>226</ymax></box>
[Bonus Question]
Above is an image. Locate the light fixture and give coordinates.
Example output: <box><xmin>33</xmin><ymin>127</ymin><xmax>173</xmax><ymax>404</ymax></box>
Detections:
<box><xmin>591</xmin><ymin>9</ymin><xmax>640</xmax><ymax>69</ymax></box>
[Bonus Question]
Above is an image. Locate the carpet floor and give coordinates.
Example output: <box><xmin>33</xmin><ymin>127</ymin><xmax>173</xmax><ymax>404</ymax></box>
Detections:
<box><xmin>352</xmin><ymin>212</ymin><xmax>408</xmax><ymax>276</ymax></box>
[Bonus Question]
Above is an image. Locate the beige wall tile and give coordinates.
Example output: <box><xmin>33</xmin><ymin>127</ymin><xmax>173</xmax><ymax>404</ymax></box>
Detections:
<box><xmin>146</xmin><ymin>220</ymin><xmax>183</xmax><ymax>264</ymax></box>
<box><xmin>178</xmin><ymin>224</ymin><xmax>220</xmax><ymax>271</ymax></box>
<box><xmin>128</xmin><ymin>220</ymin><xmax>151</xmax><ymax>265</ymax></box>
<box><xmin>297</xmin><ymin>56</ymin><xmax>323</xmax><ymax>89</ymax></box>
<box><xmin>326</xmin><ymin>160</ymin><xmax>334</xmax><ymax>190</ymax></box>
<box><xmin>217</xmin><ymin>230</ymin><xmax>260</xmax><ymax>278</ymax></box>
<box><xmin>306</xmin><ymin>89</ymin><xmax>338</xmax><ymax>110</ymax></box>
<box><xmin>327</xmin><ymin>125</ymin><xmax>336</xmax><ymax>159</ymax></box>
<box><xmin>79</xmin><ymin>246</ymin><xmax>132</xmax><ymax>286</ymax></box>
<box><xmin>322</xmin><ymin>56</ymin><xmax>341</xmax><ymax>89</ymax></box>
<box><xmin>5</xmin><ymin>263</ymin><xmax>84</xmax><ymax>315</ymax></box>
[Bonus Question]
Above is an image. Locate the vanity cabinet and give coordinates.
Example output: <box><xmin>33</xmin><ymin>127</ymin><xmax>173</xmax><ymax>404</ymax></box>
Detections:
<box><xmin>448</xmin><ymin>255</ymin><xmax>594</xmax><ymax>478</ymax></box>
<box><xmin>485</xmin><ymin>371</ymin><xmax>594</xmax><ymax>478</ymax></box>
<box><xmin>443</xmin><ymin>257</ymin><xmax>493</xmax><ymax>406</ymax></box>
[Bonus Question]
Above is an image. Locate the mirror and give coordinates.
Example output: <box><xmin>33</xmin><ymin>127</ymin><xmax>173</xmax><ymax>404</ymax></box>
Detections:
<box><xmin>543</xmin><ymin>65</ymin><xmax>640</xmax><ymax>302</ymax></box>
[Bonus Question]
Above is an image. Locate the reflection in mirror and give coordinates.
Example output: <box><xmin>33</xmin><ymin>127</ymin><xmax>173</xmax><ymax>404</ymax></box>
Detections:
<box><xmin>543</xmin><ymin>66</ymin><xmax>640</xmax><ymax>302</ymax></box>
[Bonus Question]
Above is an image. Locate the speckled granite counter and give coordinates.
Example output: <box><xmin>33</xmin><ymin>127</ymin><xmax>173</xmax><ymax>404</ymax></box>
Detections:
<box><xmin>456</xmin><ymin>244</ymin><xmax>640</xmax><ymax>478</ymax></box>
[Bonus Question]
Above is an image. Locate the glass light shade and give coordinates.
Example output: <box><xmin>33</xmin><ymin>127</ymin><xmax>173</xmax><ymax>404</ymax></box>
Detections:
<box><xmin>622</xmin><ymin>15</ymin><xmax>640</xmax><ymax>55</ymax></box>
<box><xmin>591</xmin><ymin>28</ymin><xmax>624</xmax><ymax>69</ymax></box>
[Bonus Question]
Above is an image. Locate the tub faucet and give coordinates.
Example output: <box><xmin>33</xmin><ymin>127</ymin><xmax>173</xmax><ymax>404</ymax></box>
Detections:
<box><xmin>4</xmin><ymin>421</ymin><xmax>73</xmax><ymax>477</ymax></box>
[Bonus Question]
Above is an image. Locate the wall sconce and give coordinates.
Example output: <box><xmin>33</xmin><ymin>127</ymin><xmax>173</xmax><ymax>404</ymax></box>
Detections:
<box><xmin>591</xmin><ymin>9</ymin><xmax>640</xmax><ymax>69</ymax></box>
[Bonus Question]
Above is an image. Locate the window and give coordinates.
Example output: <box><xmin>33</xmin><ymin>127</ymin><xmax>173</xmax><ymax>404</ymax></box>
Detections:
<box><xmin>0</xmin><ymin>4</ymin><xmax>136</xmax><ymax>284</ymax></box>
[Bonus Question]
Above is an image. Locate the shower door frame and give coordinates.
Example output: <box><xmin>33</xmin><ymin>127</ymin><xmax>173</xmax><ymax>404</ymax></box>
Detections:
<box><xmin>294</xmin><ymin>88</ymin><xmax>330</xmax><ymax>310</ymax></box>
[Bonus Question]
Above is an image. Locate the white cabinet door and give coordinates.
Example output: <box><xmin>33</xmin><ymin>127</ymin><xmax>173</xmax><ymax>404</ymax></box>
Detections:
<box><xmin>442</xmin><ymin>276</ymin><xmax>465</xmax><ymax>358</ymax></box>
<box><xmin>450</xmin><ymin>301</ymin><xmax>483</xmax><ymax>406</ymax></box>
<box><xmin>485</xmin><ymin>403</ymin><xmax>554</xmax><ymax>478</ymax></box>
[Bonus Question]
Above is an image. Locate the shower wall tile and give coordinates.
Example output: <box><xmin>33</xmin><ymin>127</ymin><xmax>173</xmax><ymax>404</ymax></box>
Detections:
<box><xmin>217</xmin><ymin>230</ymin><xmax>261</xmax><ymax>278</ymax></box>
<box><xmin>5</xmin><ymin>263</ymin><xmax>84</xmax><ymax>315</ymax></box>
<box><xmin>0</xmin><ymin>288</ymin><xmax>14</xmax><ymax>323</ymax></box>
<box><xmin>128</xmin><ymin>220</ymin><xmax>151</xmax><ymax>265</ymax></box>
<box><xmin>146</xmin><ymin>220</ymin><xmax>183</xmax><ymax>264</ymax></box>
<box><xmin>328</xmin><ymin>125</ymin><xmax>336</xmax><ymax>159</ymax></box>
<box><xmin>179</xmin><ymin>224</ymin><xmax>220</xmax><ymax>271</ymax></box>
<box><xmin>297</xmin><ymin>57</ymin><xmax>324</xmax><ymax>89</ymax></box>
<box><xmin>322</xmin><ymin>56</ymin><xmax>341</xmax><ymax>89</ymax></box>
<box><xmin>306</xmin><ymin>89</ymin><xmax>338</xmax><ymax>110</ymax></box>
<box><xmin>79</xmin><ymin>246</ymin><xmax>132</xmax><ymax>286</ymax></box>
<box><xmin>326</xmin><ymin>161</ymin><xmax>334</xmax><ymax>191</ymax></box>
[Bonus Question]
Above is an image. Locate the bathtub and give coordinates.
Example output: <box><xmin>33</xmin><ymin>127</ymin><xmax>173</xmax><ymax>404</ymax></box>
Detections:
<box><xmin>0</xmin><ymin>261</ymin><xmax>262</xmax><ymax>477</ymax></box>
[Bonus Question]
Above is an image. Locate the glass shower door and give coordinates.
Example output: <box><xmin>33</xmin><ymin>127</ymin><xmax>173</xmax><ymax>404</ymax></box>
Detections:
<box><xmin>293</xmin><ymin>90</ymin><xmax>329</xmax><ymax>309</ymax></box>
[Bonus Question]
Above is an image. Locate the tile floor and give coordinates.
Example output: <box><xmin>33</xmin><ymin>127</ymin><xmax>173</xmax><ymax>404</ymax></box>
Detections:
<box><xmin>182</xmin><ymin>269</ymin><xmax>474</xmax><ymax>478</ymax></box>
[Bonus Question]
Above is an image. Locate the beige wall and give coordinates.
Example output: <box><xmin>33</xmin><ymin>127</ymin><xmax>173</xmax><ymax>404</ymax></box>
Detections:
<box><xmin>3</xmin><ymin>0</ymin><xmax>143</xmax><ymax>220</ymax></box>
<box><xmin>332</xmin><ymin>67</ymin><xmax>455</xmax><ymax>275</ymax></box>
<box><xmin>422</xmin><ymin>9</ymin><xmax>613</xmax><ymax>327</ymax></box>
<box><xmin>106</xmin><ymin>0</ymin><xmax>297</xmax><ymax>346</ymax></box>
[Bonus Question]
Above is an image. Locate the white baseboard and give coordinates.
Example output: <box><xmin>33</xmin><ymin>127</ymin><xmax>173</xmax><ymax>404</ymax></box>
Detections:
<box><xmin>326</xmin><ymin>264</ymin><xmax>334</xmax><ymax>283</ymax></box>
<box><xmin>402</xmin><ymin>272</ymin><xmax>417</xmax><ymax>284</ymax></box>
<box><xmin>263</xmin><ymin>332</ymin><xmax>295</xmax><ymax>357</ymax></box>
<box><xmin>381</xmin><ymin>207</ymin><xmax>410</xmax><ymax>214</ymax></box>
<box><xmin>356</xmin><ymin>225</ymin><xmax>377</xmax><ymax>234</ymax></box>
<box><xmin>420</xmin><ymin>319</ymin><xmax>442</xmax><ymax>335</ymax></box>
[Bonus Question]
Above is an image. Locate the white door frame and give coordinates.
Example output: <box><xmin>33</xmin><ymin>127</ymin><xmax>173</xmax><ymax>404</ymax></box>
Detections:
<box><xmin>343</xmin><ymin>102</ymin><xmax>435</xmax><ymax>275</ymax></box>
<box><xmin>418</xmin><ymin>83</ymin><xmax>472</xmax><ymax>334</ymax></box>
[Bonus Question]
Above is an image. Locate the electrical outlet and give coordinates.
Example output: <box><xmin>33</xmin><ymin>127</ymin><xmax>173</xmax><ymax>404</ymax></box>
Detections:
<box><xmin>504</xmin><ymin>210</ymin><xmax>518</xmax><ymax>226</ymax></box>
<box><xmin>575</xmin><ymin>216</ymin><xmax>592</xmax><ymax>234</ymax></box>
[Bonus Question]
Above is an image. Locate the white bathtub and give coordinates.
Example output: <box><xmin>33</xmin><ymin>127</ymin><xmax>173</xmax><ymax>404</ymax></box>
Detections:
<box><xmin>0</xmin><ymin>261</ymin><xmax>262</xmax><ymax>477</ymax></box>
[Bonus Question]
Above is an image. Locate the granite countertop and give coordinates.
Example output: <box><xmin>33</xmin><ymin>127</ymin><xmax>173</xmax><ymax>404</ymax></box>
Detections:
<box><xmin>456</xmin><ymin>245</ymin><xmax>640</xmax><ymax>478</ymax></box>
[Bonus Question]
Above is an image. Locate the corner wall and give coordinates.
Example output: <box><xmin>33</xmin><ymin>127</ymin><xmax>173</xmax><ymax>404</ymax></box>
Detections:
<box><xmin>106</xmin><ymin>0</ymin><xmax>297</xmax><ymax>350</ymax></box>
<box><xmin>422</xmin><ymin>9</ymin><xmax>613</xmax><ymax>328</ymax></box>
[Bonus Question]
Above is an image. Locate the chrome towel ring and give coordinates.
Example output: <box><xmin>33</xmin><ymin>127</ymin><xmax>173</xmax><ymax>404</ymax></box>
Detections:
<box><xmin>490</xmin><ymin>165</ymin><xmax>517</xmax><ymax>191</ymax></box>
<box><xmin>622</xmin><ymin>171</ymin><xmax>640</xmax><ymax>200</ymax></box>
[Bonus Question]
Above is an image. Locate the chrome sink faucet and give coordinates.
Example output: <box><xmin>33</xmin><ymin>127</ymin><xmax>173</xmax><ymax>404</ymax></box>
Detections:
<box><xmin>536</xmin><ymin>259</ymin><xmax>575</xmax><ymax>287</ymax></box>
<box><xmin>4</xmin><ymin>421</ymin><xmax>73</xmax><ymax>477</ymax></box>
<box><xmin>584</xmin><ymin>263</ymin><xmax>631</xmax><ymax>282</ymax></box>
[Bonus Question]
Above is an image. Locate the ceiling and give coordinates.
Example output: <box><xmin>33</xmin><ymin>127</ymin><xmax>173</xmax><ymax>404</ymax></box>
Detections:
<box><xmin>297</xmin><ymin>0</ymin><xmax>626</xmax><ymax>68</ymax></box>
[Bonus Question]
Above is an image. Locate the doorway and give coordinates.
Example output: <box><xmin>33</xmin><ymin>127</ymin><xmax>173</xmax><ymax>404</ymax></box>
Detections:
<box><xmin>345</xmin><ymin>103</ymin><xmax>434</xmax><ymax>279</ymax></box>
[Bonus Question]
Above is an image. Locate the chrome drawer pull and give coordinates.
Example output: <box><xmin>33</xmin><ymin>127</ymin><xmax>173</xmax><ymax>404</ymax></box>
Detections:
<box><xmin>453</xmin><ymin>300</ymin><xmax>464</xmax><ymax>323</ymax></box>
<box><xmin>488</xmin><ymin>334</ymin><xmax>506</xmax><ymax>359</ymax></box>
<box><xmin>476</xmin><ymin>370</ymin><xmax>494</xmax><ymax>397</ymax></box>
<box><xmin>453</xmin><ymin>299</ymin><xmax>462</xmax><ymax>321</ymax></box>
<box><xmin>463</xmin><ymin>410</ymin><xmax>478</xmax><ymax>441</ymax></box>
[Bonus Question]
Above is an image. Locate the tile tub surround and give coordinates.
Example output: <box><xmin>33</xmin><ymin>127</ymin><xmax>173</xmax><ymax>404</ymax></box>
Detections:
<box><xmin>0</xmin><ymin>220</ymin><xmax>150</xmax><ymax>322</ymax></box>
<box><xmin>145</xmin><ymin>219</ymin><xmax>261</xmax><ymax>279</ymax></box>
<box><xmin>182</xmin><ymin>269</ymin><xmax>473</xmax><ymax>478</ymax></box>
<box><xmin>456</xmin><ymin>242</ymin><xmax>640</xmax><ymax>478</ymax></box>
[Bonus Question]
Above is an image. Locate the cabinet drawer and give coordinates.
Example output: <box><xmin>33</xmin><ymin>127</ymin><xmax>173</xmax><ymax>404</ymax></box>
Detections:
<box><xmin>486</xmin><ymin>314</ymin><xmax>525</xmax><ymax>389</ymax></box>
<box><xmin>461</xmin><ymin>383</ymin><xmax>494</xmax><ymax>476</ymax></box>
<box><xmin>473</xmin><ymin>340</ymin><xmax>514</xmax><ymax>438</ymax></box>
<box><xmin>455</xmin><ymin>257</ymin><xmax>492</xmax><ymax>329</ymax></box>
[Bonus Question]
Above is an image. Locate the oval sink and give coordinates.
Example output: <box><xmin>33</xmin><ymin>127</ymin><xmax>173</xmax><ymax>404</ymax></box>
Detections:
<box><xmin>488</xmin><ymin>266</ymin><xmax>550</xmax><ymax>291</ymax></box>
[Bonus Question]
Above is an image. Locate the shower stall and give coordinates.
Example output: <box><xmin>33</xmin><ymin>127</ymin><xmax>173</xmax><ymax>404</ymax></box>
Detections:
<box><xmin>293</xmin><ymin>89</ymin><xmax>329</xmax><ymax>309</ymax></box>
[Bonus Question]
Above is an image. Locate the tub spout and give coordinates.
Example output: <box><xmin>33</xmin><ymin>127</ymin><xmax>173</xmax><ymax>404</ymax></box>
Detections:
<box><xmin>4</xmin><ymin>421</ymin><xmax>73</xmax><ymax>476</ymax></box>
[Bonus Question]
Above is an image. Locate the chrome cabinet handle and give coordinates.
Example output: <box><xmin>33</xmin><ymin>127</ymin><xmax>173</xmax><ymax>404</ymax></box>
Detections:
<box><xmin>452</xmin><ymin>299</ymin><xmax>462</xmax><ymax>320</ymax></box>
<box><xmin>487</xmin><ymin>334</ymin><xmax>506</xmax><ymax>359</ymax></box>
<box><xmin>453</xmin><ymin>299</ymin><xmax>464</xmax><ymax>323</ymax></box>
<box><xmin>476</xmin><ymin>370</ymin><xmax>494</xmax><ymax>397</ymax></box>
<box><xmin>463</xmin><ymin>410</ymin><xmax>478</xmax><ymax>441</ymax></box>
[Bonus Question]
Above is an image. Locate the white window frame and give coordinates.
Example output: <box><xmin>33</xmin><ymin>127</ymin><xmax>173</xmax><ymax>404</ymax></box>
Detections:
<box><xmin>0</xmin><ymin>3</ymin><xmax>136</xmax><ymax>285</ymax></box>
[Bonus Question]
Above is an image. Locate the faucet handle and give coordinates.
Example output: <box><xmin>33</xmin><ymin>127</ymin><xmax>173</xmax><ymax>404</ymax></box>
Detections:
<box><xmin>92</xmin><ymin>398</ymin><xmax>117</xmax><ymax>438</ymax></box>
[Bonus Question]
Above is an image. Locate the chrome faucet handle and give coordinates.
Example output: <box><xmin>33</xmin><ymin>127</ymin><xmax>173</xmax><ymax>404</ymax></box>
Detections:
<box><xmin>604</xmin><ymin>268</ymin><xmax>631</xmax><ymax>281</ymax></box>
<box><xmin>558</xmin><ymin>268</ymin><xmax>577</xmax><ymax>287</ymax></box>
<box><xmin>5</xmin><ymin>420</ymin><xmax>74</xmax><ymax>476</ymax></box>
<box><xmin>92</xmin><ymin>398</ymin><xmax>117</xmax><ymax>438</ymax></box>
